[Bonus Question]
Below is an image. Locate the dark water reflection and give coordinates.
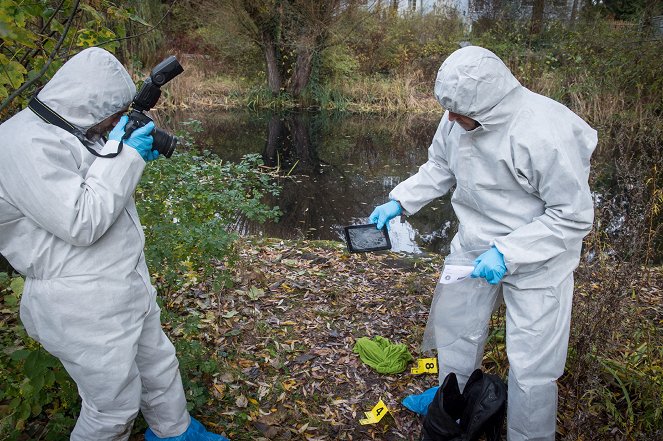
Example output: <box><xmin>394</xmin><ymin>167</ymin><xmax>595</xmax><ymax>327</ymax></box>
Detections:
<box><xmin>173</xmin><ymin>110</ymin><xmax>457</xmax><ymax>255</ymax></box>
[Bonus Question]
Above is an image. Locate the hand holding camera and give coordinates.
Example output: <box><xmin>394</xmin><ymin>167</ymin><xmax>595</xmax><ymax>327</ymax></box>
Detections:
<box><xmin>109</xmin><ymin>115</ymin><xmax>159</xmax><ymax>162</ymax></box>
<box><xmin>122</xmin><ymin>56</ymin><xmax>183</xmax><ymax>159</ymax></box>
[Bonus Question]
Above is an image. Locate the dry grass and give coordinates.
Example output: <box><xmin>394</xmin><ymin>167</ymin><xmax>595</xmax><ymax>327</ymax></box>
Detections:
<box><xmin>337</xmin><ymin>72</ymin><xmax>440</xmax><ymax>114</ymax></box>
<box><xmin>151</xmin><ymin>59</ymin><xmax>442</xmax><ymax>114</ymax></box>
<box><xmin>152</xmin><ymin>54</ymin><xmax>249</xmax><ymax>111</ymax></box>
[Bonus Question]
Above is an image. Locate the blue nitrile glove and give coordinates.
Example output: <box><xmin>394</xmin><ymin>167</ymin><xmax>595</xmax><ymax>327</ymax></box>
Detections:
<box><xmin>145</xmin><ymin>417</ymin><xmax>230</xmax><ymax>441</ymax></box>
<box><xmin>402</xmin><ymin>386</ymin><xmax>439</xmax><ymax>416</ymax></box>
<box><xmin>108</xmin><ymin>115</ymin><xmax>159</xmax><ymax>162</ymax></box>
<box><xmin>471</xmin><ymin>246</ymin><xmax>507</xmax><ymax>285</ymax></box>
<box><xmin>369</xmin><ymin>200</ymin><xmax>402</xmax><ymax>230</ymax></box>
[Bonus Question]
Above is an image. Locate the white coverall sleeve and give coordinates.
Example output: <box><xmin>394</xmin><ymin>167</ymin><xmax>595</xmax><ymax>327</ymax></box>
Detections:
<box><xmin>492</xmin><ymin>136</ymin><xmax>595</xmax><ymax>273</ymax></box>
<box><xmin>1</xmin><ymin>136</ymin><xmax>145</xmax><ymax>246</ymax></box>
<box><xmin>389</xmin><ymin>119</ymin><xmax>456</xmax><ymax>215</ymax></box>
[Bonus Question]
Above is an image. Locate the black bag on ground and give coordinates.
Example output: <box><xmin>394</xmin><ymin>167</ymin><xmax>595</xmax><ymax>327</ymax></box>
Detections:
<box><xmin>421</xmin><ymin>369</ymin><xmax>507</xmax><ymax>441</ymax></box>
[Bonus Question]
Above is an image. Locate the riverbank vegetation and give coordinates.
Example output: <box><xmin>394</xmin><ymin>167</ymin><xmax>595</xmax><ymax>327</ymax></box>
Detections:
<box><xmin>0</xmin><ymin>1</ymin><xmax>661</xmax><ymax>440</ymax></box>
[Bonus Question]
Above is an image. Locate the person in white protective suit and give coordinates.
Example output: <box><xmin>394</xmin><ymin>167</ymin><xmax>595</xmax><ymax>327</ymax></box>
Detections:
<box><xmin>0</xmin><ymin>48</ymin><xmax>228</xmax><ymax>441</ymax></box>
<box><xmin>370</xmin><ymin>46</ymin><xmax>596</xmax><ymax>440</ymax></box>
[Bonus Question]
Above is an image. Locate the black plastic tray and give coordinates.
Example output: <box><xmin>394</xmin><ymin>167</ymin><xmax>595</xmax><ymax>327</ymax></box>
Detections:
<box><xmin>343</xmin><ymin>223</ymin><xmax>392</xmax><ymax>253</ymax></box>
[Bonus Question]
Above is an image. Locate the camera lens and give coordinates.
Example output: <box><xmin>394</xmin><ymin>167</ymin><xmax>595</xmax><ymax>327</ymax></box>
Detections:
<box><xmin>152</xmin><ymin>128</ymin><xmax>177</xmax><ymax>158</ymax></box>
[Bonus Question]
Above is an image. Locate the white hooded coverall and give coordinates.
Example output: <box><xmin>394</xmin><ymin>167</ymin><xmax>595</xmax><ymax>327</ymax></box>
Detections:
<box><xmin>390</xmin><ymin>46</ymin><xmax>596</xmax><ymax>440</ymax></box>
<box><xmin>0</xmin><ymin>48</ymin><xmax>190</xmax><ymax>440</ymax></box>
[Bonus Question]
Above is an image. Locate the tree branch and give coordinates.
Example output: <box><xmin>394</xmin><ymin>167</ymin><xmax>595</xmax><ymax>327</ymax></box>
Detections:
<box><xmin>93</xmin><ymin>0</ymin><xmax>178</xmax><ymax>49</ymax></box>
<box><xmin>0</xmin><ymin>0</ymin><xmax>81</xmax><ymax>113</ymax></box>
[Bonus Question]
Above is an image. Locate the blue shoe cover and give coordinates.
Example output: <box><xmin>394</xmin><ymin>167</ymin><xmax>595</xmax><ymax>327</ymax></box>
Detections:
<box><xmin>145</xmin><ymin>417</ymin><xmax>230</xmax><ymax>441</ymax></box>
<box><xmin>402</xmin><ymin>386</ymin><xmax>440</xmax><ymax>416</ymax></box>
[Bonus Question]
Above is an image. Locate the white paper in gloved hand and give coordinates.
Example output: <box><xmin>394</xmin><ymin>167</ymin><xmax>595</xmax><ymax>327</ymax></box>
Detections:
<box><xmin>438</xmin><ymin>265</ymin><xmax>474</xmax><ymax>284</ymax></box>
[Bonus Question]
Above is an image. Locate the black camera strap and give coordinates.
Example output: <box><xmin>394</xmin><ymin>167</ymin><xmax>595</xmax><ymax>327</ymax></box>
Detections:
<box><xmin>28</xmin><ymin>96</ymin><xmax>123</xmax><ymax>158</ymax></box>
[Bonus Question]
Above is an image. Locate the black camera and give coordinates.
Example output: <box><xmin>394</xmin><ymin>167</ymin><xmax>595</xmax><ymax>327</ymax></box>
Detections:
<box><xmin>123</xmin><ymin>56</ymin><xmax>184</xmax><ymax>158</ymax></box>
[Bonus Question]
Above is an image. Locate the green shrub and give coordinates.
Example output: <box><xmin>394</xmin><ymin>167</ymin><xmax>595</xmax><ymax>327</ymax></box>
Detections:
<box><xmin>592</xmin><ymin>332</ymin><xmax>663</xmax><ymax>435</ymax></box>
<box><xmin>344</xmin><ymin>9</ymin><xmax>465</xmax><ymax>78</ymax></box>
<box><xmin>135</xmin><ymin>125</ymin><xmax>281</xmax><ymax>291</ymax></box>
<box><xmin>0</xmin><ymin>273</ymin><xmax>79</xmax><ymax>440</ymax></box>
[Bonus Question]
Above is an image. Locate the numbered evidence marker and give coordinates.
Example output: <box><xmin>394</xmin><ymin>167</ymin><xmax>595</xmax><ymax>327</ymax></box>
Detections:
<box><xmin>359</xmin><ymin>398</ymin><xmax>390</xmax><ymax>425</ymax></box>
<box><xmin>411</xmin><ymin>357</ymin><xmax>438</xmax><ymax>375</ymax></box>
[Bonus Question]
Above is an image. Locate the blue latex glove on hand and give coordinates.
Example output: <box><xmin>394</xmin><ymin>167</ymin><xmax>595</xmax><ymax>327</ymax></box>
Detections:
<box><xmin>108</xmin><ymin>115</ymin><xmax>159</xmax><ymax>162</ymax></box>
<box><xmin>471</xmin><ymin>246</ymin><xmax>507</xmax><ymax>285</ymax></box>
<box><xmin>369</xmin><ymin>200</ymin><xmax>402</xmax><ymax>230</ymax></box>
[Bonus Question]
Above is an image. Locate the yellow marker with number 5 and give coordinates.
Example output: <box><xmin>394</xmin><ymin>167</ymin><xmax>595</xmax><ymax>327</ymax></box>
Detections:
<box><xmin>359</xmin><ymin>399</ymin><xmax>389</xmax><ymax>425</ymax></box>
<box><xmin>411</xmin><ymin>357</ymin><xmax>438</xmax><ymax>374</ymax></box>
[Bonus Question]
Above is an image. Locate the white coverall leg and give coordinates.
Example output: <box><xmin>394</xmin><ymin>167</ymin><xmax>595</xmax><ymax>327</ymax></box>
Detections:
<box><xmin>503</xmin><ymin>276</ymin><xmax>574</xmax><ymax>441</ymax></box>
<box><xmin>20</xmin><ymin>267</ymin><xmax>189</xmax><ymax>441</ymax></box>
<box><xmin>137</xmin><ymin>301</ymin><xmax>191</xmax><ymax>436</ymax></box>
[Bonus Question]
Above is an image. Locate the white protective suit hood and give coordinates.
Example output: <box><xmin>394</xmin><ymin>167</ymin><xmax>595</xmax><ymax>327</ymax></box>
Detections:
<box><xmin>434</xmin><ymin>46</ymin><xmax>520</xmax><ymax>129</ymax></box>
<box><xmin>38</xmin><ymin>47</ymin><xmax>136</xmax><ymax>133</ymax></box>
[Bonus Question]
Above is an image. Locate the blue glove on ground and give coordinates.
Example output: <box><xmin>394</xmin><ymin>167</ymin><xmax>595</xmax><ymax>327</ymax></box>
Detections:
<box><xmin>145</xmin><ymin>417</ymin><xmax>230</xmax><ymax>441</ymax></box>
<box><xmin>471</xmin><ymin>246</ymin><xmax>507</xmax><ymax>285</ymax></box>
<box><xmin>369</xmin><ymin>200</ymin><xmax>402</xmax><ymax>230</ymax></box>
<box><xmin>108</xmin><ymin>115</ymin><xmax>159</xmax><ymax>162</ymax></box>
<box><xmin>402</xmin><ymin>386</ymin><xmax>439</xmax><ymax>416</ymax></box>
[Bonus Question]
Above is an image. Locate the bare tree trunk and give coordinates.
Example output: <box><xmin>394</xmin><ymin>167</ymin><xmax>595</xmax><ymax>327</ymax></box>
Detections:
<box><xmin>288</xmin><ymin>38</ymin><xmax>315</xmax><ymax>97</ymax></box>
<box><xmin>569</xmin><ymin>0</ymin><xmax>579</xmax><ymax>27</ymax></box>
<box><xmin>239</xmin><ymin>0</ymin><xmax>348</xmax><ymax>102</ymax></box>
<box><xmin>262</xmin><ymin>32</ymin><xmax>282</xmax><ymax>94</ymax></box>
<box><xmin>287</xmin><ymin>3</ymin><xmax>335</xmax><ymax>99</ymax></box>
<box><xmin>530</xmin><ymin>0</ymin><xmax>545</xmax><ymax>34</ymax></box>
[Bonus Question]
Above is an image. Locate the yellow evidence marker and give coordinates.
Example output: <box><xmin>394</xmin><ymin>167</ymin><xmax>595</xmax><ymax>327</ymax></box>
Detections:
<box><xmin>411</xmin><ymin>357</ymin><xmax>438</xmax><ymax>374</ymax></box>
<box><xmin>359</xmin><ymin>398</ymin><xmax>390</xmax><ymax>425</ymax></box>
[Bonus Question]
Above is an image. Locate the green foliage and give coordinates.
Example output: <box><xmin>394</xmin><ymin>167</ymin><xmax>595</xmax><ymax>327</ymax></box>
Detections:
<box><xmin>473</xmin><ymin>19</ymin><xmax>663</xmax><ymax>115</ymax></box>
<box><xmin>343</xmin><ymin>9</ymin><xmax>465</xmax><ymax>78</ymax></box>
<box><xmin>189</xmin><ymin>11</ymin><xmax>263</xmax><ymax>77</ymax></box>
<box><xmin>134</xmin><ymin>120</ymin><xmax>281</xmax><ymax>421</ymax></box>
<box><xmin>136</xmin><ymin>125</ymin><xmax>286</xmax><ymax>421</ymax></box>
<box><xmin>0</xmin><ymin>273</ymin><xmax>79</xmax><ymax>440</ymax></box>
<box><xmin>0</xmin><ymin>0</ymin><xmax>162</xmax><ymax>116</ymax></box>
<box><xmin>589</xmin><ymin>327</ymin><xmax>663</xmax><ymax>435</ymax></box>
<box><xmin>117</xmin><ymin>0</ymin><xmax>168</xmax><ymax>66</ymax></box>
<box><xmin>320</xmin><ymin>44</ymin><xmax>359</xmax><ymax>82</ymax></box>
<box><xmin>600</xmin><ymin>0</ymin><xmax>662</xmax><ymax>20</ymax></box>
<box><xmin>135</xmin><ymin>121</ymin><xmax>281</xmax><ymax>291</ymax></box>
<box><xmin>161</xmin><ymin>310</ymin><xmax>223</xmax><ymax>412</ymax></box>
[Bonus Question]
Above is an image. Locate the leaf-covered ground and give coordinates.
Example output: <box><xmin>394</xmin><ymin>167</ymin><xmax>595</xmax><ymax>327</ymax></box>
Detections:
<box><xmin>159</xmin><ymin>238</ymin><xmax>445</xmax><ymax>441</ymax></box>
<box><xmin>136</xmin><ymin>238</ymin><xmax>662</xmax><ymax>441</ymax></box>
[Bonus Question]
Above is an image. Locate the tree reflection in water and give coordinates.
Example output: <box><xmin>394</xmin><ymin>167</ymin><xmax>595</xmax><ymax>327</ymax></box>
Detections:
<box><xmin>175</xmin><ymin>109</ymin><xmax>458</xmax><ymax>255</ymax></box>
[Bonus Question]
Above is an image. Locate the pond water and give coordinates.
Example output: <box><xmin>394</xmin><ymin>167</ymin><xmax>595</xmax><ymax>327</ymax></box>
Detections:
<box><xmin>0</xmin><ymin>107</ymin><xmax>639</xmax><ymax>273</ymax></box>
<box><xmin>172</xmin><ymin>109</ymin><xmax>458</xmax><ymax>255</ymax></box>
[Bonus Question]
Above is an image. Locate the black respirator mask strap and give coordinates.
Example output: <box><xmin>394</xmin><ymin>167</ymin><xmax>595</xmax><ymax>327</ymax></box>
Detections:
<box><xmin>28</xmin><ymin>96</ymin><xmax>124</xmax><ymax>158</ymax></box>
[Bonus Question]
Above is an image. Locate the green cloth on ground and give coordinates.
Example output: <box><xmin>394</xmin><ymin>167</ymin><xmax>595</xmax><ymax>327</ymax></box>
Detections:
<box><xmin>353</xmin><ymin>335</ymin><xmax>414</xmax><ymax>374</ymax></box>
